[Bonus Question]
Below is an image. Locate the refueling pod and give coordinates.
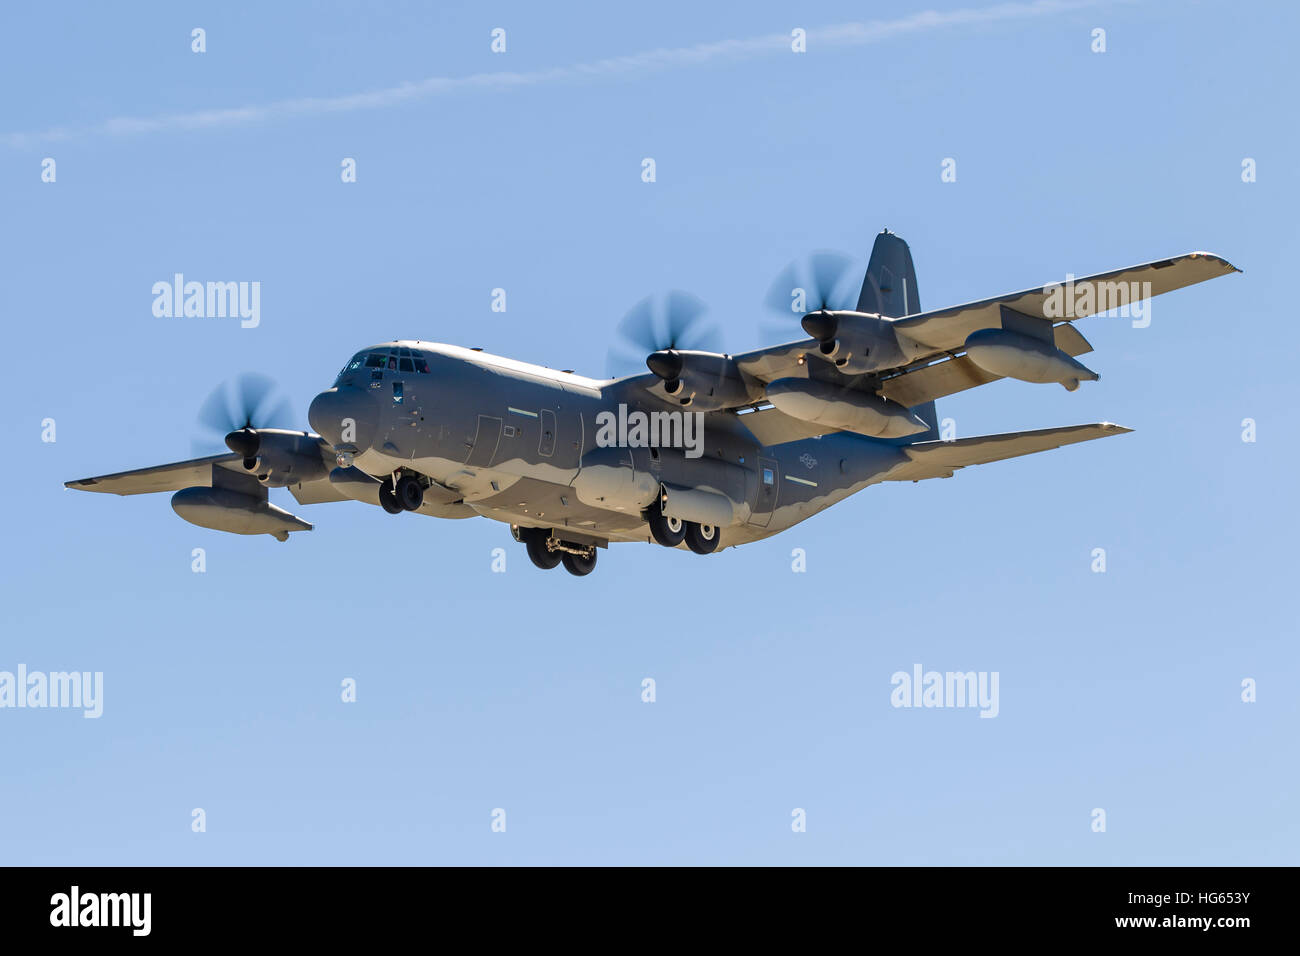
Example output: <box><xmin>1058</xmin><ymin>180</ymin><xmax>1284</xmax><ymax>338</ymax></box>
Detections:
<box><xmin>964</xmin><ymin>328</ymin><xmax>1099</xmax><ymax>391</ymax></box>
<box><xmin>764</xmin><ymin>378</ymin><xmax>929</xmax><ymax>439</ymax></box>
<box><xmin>170</xmin><ymin>486</ymin><xmax>312</xmax><ymax>541</ymax></box>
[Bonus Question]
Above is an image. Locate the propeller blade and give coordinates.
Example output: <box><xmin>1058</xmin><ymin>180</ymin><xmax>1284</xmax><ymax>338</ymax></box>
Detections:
<box><xmin>613</xmin><ymin>297</ymin><xmax>660</xmax><ymax>356</ymax></box>
<box><xmin>662</xmin><ymin>291</ymin><xmax>709</xmax><ymax>350</ymax></box>
<box><xmin>193</xmin><ymin>374</ymin><xmax>296</xmax><ymax>452</ymax></box>
<box><xmin>809</xmin><ymin>252</ymin><xmax>855</xmax><ymax>311</ymax></box>
<box><xmin>196</xmin><ymin>385</ymin><xmax>237</xmax><ymax>436</ymax></box>
<box><xmin>607</xmin><ymin>291</ymin><xmax>721</xmax><ymax>377</ymax></box>
<box><xmin>763</xmin><ymin>251</ymin><xmax>858</xmax><ymax>320</ymax></box>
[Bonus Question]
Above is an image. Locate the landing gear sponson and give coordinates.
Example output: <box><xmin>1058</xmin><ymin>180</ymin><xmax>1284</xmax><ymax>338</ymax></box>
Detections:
<box><xmin>645</xmin><ymin>496</ymin><xmax>719</xmax><ymax>554</ymax></box>
<box><xmin>513</xmin><ymin>510</ymin><xmax>719</xmax><ymax>575</ymax></box>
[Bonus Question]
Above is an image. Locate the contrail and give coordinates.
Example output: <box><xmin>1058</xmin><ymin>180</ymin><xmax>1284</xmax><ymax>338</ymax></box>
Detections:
<box><xmin>2</xmin><ymin>0</ymin><xmax>1111</xmax><ymax>148</ymax></box>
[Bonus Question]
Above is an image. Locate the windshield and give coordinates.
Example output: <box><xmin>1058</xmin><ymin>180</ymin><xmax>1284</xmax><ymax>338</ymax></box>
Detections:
<box><xmin>336</xmin><ymin>347</ymin><xmax>430</xmax><ymax>383</ymax></box>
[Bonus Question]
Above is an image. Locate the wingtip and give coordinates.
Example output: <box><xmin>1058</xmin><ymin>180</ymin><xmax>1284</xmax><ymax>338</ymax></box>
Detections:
<box><xmin>1098</xmin><ymin>421</ymin><xmax>1134</xmax><ymax>435</ymax></box>
<box><xmin>1188</xmin><ymin>251</ymin><xmax>1242</xmax><ymax>274</ymax></box>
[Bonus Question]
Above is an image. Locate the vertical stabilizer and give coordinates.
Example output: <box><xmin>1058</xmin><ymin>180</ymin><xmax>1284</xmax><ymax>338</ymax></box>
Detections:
<box><xmin>859</xmin><ymin>230</ymin><xmax>939</xmax><ymax>442</ymax></box>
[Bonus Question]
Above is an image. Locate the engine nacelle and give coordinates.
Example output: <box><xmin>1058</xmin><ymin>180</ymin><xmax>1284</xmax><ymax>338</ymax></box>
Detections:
<box><xmin>764</xmin><ymin>378</ymin><xmax>929</xmax><ymax>439</ymax></box>
<box><xmin>800</xmin><ymin>311</ymin><xmax>930</xmax><ymax>374</ymax></box>
<box><xmin>170</xmin><ymin>486</ymin><xmax>312</xmax><ymax>541</ymax></box>
<box><xmin>238</xmin><ymin>430</ymin><xmax>329</xmax><ymax>487</ymax></box>
<box><xmin>963</xmin><ymin>328</ymin><xmax>1099</xmax><ymax>391</ymax></box>
<box><xmin>646</xmin><ymin>350</ymin><xmax>757</xmax><ymax>410</ymax></box>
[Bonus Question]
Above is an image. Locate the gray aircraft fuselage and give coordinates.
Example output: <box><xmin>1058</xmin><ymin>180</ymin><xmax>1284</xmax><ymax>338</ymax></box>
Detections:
<box><xmin>308</xmin><ymin>341</ymin><xmax>902</xmax><ymax>550</ymax></box>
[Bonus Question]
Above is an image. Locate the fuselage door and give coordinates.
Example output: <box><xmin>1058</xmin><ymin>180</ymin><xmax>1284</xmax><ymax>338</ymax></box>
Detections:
<box><xmin>747</xmin><ymin>456</ymin><xmax>779</xmax><ymax>528</ymax></box>
<box><xmin>538</xmin><ymin>409</ymin><xmax>557</xmax><ymax>457</ymax></box>
<box><xmin>465</xmin><ymin>415</ymin><xmax>503</xmax><ymax>467</ymax></box>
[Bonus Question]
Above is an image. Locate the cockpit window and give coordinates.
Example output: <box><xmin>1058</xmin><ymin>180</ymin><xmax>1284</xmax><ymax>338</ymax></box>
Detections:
<box><xmin>337</xmin><ymin>348</ymin><xmax>431</xmax><ymax>384</ymax></box>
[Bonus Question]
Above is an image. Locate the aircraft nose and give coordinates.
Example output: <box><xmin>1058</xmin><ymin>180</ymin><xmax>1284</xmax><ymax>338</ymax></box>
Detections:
<box><xmin>308</xmin><ymin>386</ymin><xmax>379</xmax><ymax>451</ymax></box>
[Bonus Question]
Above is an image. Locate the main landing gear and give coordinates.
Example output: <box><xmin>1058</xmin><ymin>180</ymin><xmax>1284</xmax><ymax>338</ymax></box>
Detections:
<box><xmin>517</xmin><ymin>527</ymin><xmax>598</xmax><ymax>576</ymax></box>
<box><xmin>645</xmin><ymin>498</ymin><xmax>720</xmax><ymax>554</ymax></box>
<box><xmin>379</xmin><ymin>473</ymin><xmax>424</xmax><ymax>514</ymax></box>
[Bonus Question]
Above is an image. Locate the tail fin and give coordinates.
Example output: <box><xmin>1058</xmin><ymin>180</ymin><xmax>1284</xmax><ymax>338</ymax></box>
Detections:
<box><xmin>859</xmin><ymin>229</ymin><xmax>939</xmax><ymax>442</ymax></box>
<box><xmin>857</xmin><ymin>229</ymin><xmax>920</xmax><ymax>318</ymax></box>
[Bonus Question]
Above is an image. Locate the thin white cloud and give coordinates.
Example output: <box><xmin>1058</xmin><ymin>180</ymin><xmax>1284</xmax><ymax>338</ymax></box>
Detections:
<box><xmin>2</xmin><ymin>0</ymin><xmax>1111</xmax><ymax>148</ymax></box>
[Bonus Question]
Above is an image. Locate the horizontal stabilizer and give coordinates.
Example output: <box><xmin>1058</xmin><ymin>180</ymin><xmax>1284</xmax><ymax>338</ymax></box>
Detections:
<box><xmin>882</xmin><ymin>423</ymin><xmax>1132</xmax><ymax>482</ymax></box>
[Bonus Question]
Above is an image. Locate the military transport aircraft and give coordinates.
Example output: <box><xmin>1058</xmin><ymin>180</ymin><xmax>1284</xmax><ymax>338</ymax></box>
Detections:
<box><xmin>66</xmin><ymin>231</ymin><xmax>1238</xmax><ymax>575</ymax></box>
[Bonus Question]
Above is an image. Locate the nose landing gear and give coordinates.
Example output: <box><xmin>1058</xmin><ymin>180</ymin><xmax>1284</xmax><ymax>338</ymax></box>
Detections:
<box><xmin>395</xmin><ymin>475</ymin><xmax>424</xmax><ymax>511</ymax></box>
<box><xmin>378</xmin><ymin>473</ymin><xmax>425</xmax><ymax>514</ymax></box>
<box><xmin>378</xmin><ymin>477</ymin><xmax>404</xmax><ymax>514</ymax></box>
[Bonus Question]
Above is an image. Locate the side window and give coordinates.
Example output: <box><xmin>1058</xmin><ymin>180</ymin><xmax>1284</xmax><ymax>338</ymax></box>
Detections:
<box><xmin>763</xmin><ymin>468</ymin><xmax>774</xmax><ymax>485</ymax></box>
<box><xmin>399</xmin><ymin>357</ymin><xmax>414</xmax><ymax>372</ymax></box>
<box><xmin>387</xmin><ymin>356</ymin><xmax>397</xmax><ymax>371</ymax></box>
<box><xmin>414</xmin><ymin>357</ymin><xmax>430</xmax><ymax>374</ymax></box>
<box><xmin>365</xmin><ymin>353</ymin><xmax>386</xmax><ymax>368</ymax></box>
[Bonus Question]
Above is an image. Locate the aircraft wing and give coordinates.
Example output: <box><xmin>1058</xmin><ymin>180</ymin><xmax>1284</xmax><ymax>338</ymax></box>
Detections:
<box><xmin>881</xmin><ymin>423</ymin><xmax>1132</xmax><ymax>482</ymax></box>
<box><xmin>65</xmin><ymin>453</ymin><xmax>245</xmax><ymax>495</ymax></box>
<box><xmin>731</xmin><ymin>252</ymin><xmax>1238</xmax><ymax>407</ymax></box>
<box><xmin>66</xmin><ymin>439</ymin><xmax>348</xmax><ymax>504</ymax></box>
<box><xmin>889</xmin><ymin>251</ymin><xmax>1239</xmax><ymax>351</ymax></box>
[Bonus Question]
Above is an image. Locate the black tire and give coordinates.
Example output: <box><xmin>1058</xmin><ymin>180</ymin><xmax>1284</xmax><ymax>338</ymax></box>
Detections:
<box><xmin>647</xmin><ymin>502</ymin><xmax>686</xmax><ymax>547</ymax></box>
<box><xmin>396</xmin><ymin>475</ymin><xmax>424</xmax><ymax>511</ymax></box>
<box><xmin>378</xmin><ymin>478</ymin><xmax>404</xmax><ymax>514</ymax></box>
<box><xmin>524</xmin><ymin>529</ymin><xmax>561</xmax><ymax>569</ymax></box>
<box><xmin>685</xmin><ymin>521</ymin><xmax>720</xmax><ymax>555</ymax></box>
<box><xmin>561</xmin><ymin>549</ymin><xmax>597</xmax><ymax>576</ymax></box>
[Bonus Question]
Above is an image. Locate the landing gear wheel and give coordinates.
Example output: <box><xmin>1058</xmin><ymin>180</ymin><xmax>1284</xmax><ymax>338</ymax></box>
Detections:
<box><xmin>646</xmin><ymin>501</ymin><xmax>686</xmax><ymax>547</ymax></box>
<box><xmin>395</xmin><ymin>475</ymin><xmax>424</xmax><ymax>511</ymax></box>
<box><xmin>523</xmin><ymin>528</ymin><xmax>561</xmax><ymax>570</ymax></box>
<box><xmin>561</xmin><ymin>549</ymin><xmax>597</xmax><ymax>576</ymax></box>
<box><xmin>685</xmin><ymin>522</ymin><xmax>720</xmax><ymax>555</ymax></box>
<box><xmin>378</xmin><ymin>478</ymin><xmax>404</xmax><ymax>514</ymax></box>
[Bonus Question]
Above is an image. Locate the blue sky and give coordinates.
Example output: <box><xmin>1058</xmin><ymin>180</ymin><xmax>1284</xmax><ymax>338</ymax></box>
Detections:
<box><xmin>0</xmin><ymin>0</ymin><xmax>1295</xmax><ymax>864</ymax></box>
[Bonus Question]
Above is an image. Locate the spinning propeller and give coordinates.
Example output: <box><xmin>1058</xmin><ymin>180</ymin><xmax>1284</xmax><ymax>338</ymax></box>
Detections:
<box><xmin>606</xmin><ymin>291</ymin><xmax>722</xmax><ymax>382</ymax></box>
<box><xmin>761</xmin><ymin>251</ymin><xmax>860</xmax><ymax>342</ymax></box>
<box><xmin>194</xmin><ymin>374</ymin><xmax>295</xmax><ymax>463</ymax></box>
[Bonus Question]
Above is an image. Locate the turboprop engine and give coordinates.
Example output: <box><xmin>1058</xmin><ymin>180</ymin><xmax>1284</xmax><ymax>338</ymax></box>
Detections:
<box><xmin>223</xmin><ymin>428</ymin><xmax>329</xmax><ymax>487</ymax></box>
<box><xmin>645</xmin><ymin>349</ymin><xmax>758</xmax><ymax>410</ymax></box>
<box><xmin>764</xmin><ymin>378</ymin><xmax>929</xmax><ymax>439</ymax></box>
<box><xmin>799</xmin><ymin>310</ymin><xmax>931</xmax><ymax>375</ymax></box>
<box><xmin>963</xmin><ymin>328</ymin><xmax>1099</xmax><ymax>391</ymax></box>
